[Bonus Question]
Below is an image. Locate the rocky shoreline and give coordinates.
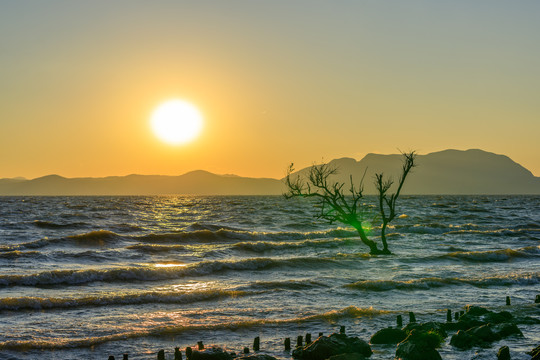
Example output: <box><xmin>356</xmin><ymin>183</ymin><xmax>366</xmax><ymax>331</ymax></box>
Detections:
<box><xmin>107</xmin><ymin>299</ymin><xmax>540</xmax><ymax>360</ymax></box>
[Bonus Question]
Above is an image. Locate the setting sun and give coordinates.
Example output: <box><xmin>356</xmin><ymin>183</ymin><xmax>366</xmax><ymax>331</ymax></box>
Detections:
<box><xmin>150</xmin><ymin>100</ymin><xmax>203</xmax><ymax>145</ymax></box>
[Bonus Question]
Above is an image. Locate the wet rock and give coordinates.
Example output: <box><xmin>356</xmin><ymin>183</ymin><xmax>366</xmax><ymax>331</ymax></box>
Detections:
<box><xmin>191</xmin><ymin>347</ymin><xmax>233</xmax><ymax>360</ymax></box>
<box><xmin>528</xmin><ymin>344</ymin><xmax>540</xmax><ymax>360</ymax></box>
<box><xmin>237</xmin><ymin>355</ymin><xmax>277</xmax><ymax>360</ymax></box>
<box><xmin>492</xmin><ymin>323</ymin><xmax>523</xmax><ymax>338</ymax></box>
<box><xmin>468</xmin><ymin>324</ymin><xmax>499</xmax><ymax>342</ymax></box>
<box><xmin>484</xmin><ymin>311</ymin><xmax>513</xmax><ymax>324</ymax></box>
<box><xmin>403</xmin><ymin>321</ymin><xmax>447</xmax><ymax>339</ymax></box>
<box><xmin>395</xmin><ymin>330</ymin><xmax>442</xmax><ymax>360</ymax></box>
<box><xmin>370</xmin><ymin>327</ymin><xmax>407</xmax><ymax>344</ymax></box>
<box><xmin>327</xmin><ymin>353</ymin><xmax>368</xmax><ymax>360</ymax></box>
<box><xmin>292</xmin><ymin>333</ymin><xmax>372</xmax><ymax>360</ymax></box>
<box><xmin>450</xmin><ymin>324</ymin><xmax>499</xmax><ymax>349</ymax></box>
<box><xmin>497</xmin><ymin>345</ymin><xmax>510</xmax><ymax>360</ymax></box>
<box><xmin>465</xmin><ymin>306</ymin><xmax>490</xmax><ymax>316</ymax></box>
<box><xmin>449</xmin><ymin>330</ymin><xmax>475</xmax><ymax>350</ymax></box>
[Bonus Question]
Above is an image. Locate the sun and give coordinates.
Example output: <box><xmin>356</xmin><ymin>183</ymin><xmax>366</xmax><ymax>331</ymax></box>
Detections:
<box><xmin>150</xmin><ymin>100</ymin><xmax>203</xmax><ymax>145</ymax></box>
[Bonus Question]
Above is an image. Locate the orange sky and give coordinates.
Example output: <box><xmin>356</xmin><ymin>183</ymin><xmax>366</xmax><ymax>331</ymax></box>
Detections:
<box><xmin>1</xmin><ymin>1</ymin><xmax>539</xmax><ymax>179</ymax></box>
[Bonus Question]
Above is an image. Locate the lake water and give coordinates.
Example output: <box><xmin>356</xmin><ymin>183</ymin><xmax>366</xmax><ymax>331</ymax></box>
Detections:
<box><xmin>0</xmin><ymin>195</ymin><xmax>539</xmax><ymax>359</ymax></box>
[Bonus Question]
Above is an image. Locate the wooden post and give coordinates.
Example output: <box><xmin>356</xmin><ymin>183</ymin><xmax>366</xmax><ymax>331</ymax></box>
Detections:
<box><xmin>253</xmin><ymin>336</ymin><xmax>260</xmax><ymax>351</ymax></box>
<box><xmin>198</xmin><ymin>341</ymin><xmax>204</xmax><ymax>350</ymax></box>
<box><xmin>446</xmin><ymin>309</ymin><xmax>452</xmax><ymax>322</ymax></box>
<box><xmin>397</xmin><ymin>315</ymin><xmax>403</xmax><ymax>327</ymax></box>
<box><xmin>409</xmin><ymin>312</ymin><xmax>416</xmax><ymax>323</ymax></box>
<box><xmin>175</xmin><ymin>347</ymin><xmax>182</xmax><ymax>360</ymax></box>
<box><xmin>185</xmin><ymin>347</ymin><xmax>192</xmax><ymax>360</ymax></box>
<box><xmin>340</xmin><ymin>326</ymin><xmax>345</xmax><ymax>334</ymax></box>
<box><xmin>123</xmin><ymin>355</ymin><xmax>129</xmax><ymax>360</ymax></box>
<box><xmin>305</xmin><ymin>333</ymin><xmax>311</xmax><ymax>344</ymax></box>
<box><xmin>284</xmin><ymin>337</ymin><xmax>291</xmax><ymax>351</ymax></box>
<box><xmin>297</xmin><ymin>335</ymin><xmax>303</xmax><ymax>347</ymax></box>
<box><xmin>506</xmin><ymin>296</ymin><xmax>511</xmax><ymax>306</ymax></box>
<box><xmin>455</xmin><ymin>312</ymin><xmax>459</xmax><ymax>320</ymax></box>
<box><xmin>536</xmin><ymin>294</ymin><xmax>540</xmax><ymax>303</ymax></box>
<box><xmin>108</xmin><ymin>356</ymin><xmax>115</xmax><ymax>360</ymax></box>
<box><xmin>460</xmin><ymin>310</ymin><xmax>465</xmax><ymax>317</ymax></box>
<box><xmin>497</xmin><ymin>345</ymin><xmax>510</xmax><ymax>360</ymax></box>
<box><xmin>318</xmin><ymin>332</ymin><xmax>323</xmax><ymax>338</ymax></box>
<box><xmin>243</xmin><ymin>347</ymin><xmax>250</xmax><ymax>354</ymax></box>
<box><xmin>157</xmin><ymin>350</ymin><xmax>165</xmax><ymax>360</ymax></box>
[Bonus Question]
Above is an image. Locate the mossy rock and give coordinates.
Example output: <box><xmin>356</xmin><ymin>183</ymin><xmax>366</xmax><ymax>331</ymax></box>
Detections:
<box><xmin>396</xmin><ymin>330</ymin><xmax>442</xmax><ymax>360</ymax></box>
<box><xmin>403</xmin><ymin>321</ymin><xmax>447</xmax><ymax>339</ymax></box>
<box><xmin>370</xmin><ymin>327</ymin><xmax>407</xmax><ymax>344</ymax></box>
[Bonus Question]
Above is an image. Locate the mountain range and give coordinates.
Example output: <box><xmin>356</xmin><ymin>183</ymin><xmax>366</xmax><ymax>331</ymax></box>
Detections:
<box><xmin>1</xmin><ymin>149</ymin><xmax>539</xmax><ymax>195</ymax></box>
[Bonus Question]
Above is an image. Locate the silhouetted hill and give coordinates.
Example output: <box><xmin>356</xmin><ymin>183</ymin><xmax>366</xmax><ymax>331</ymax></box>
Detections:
<box><xmin>1</xmin><ymin>149</ymin><xmax>538</xmax><ymax>195</ymax></box>
<box><xmin>293</xmin><ymin>149</ymin><xmax>540</xmax><ymax>195</ymax></box>
<box><xmin>0</xmin><ymin>172</ymin><xmax>283</xmax><ymax>196</ymax></box>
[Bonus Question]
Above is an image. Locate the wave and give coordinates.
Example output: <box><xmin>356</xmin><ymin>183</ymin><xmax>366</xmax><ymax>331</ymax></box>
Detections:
<box><xmin>244</xmin><ymin>279</ymin><xmax>329</xmax><ymax>291</ymax></box>
<box><xmin>33</xmin><ymin>220</ymin><xmax>87</xmax><ymax>229</ymax></box>
<box><xmin>126</xmin><ymin>244</ymin><xmax>187</xmax><ymax>253</ymax></box>
<box><xmin>0</xmin><ymin>306</ymin><xmax>387</xmax><ymax>350</ymax></box>
<box><xmin>136</xmin><ymin>228</ymin><xmax>358</xmax><ymax>244</ymax></box>
<box><xmin>0</xmin><ymin>230</ymin><xmax>122</xmax><ymax>252</ymax></box>
<box><xmin>345</xmin><ymin>272</ymin><xmax>540</xmax><ymax>291</ymax></box>
<box><xmin>0</xmin><ymin>256</ymin><xmax>338</xmax><ymax>287</ymax></box>
<box><xmin>441</xmin><ymin>246</ymin><xmax>540</xmax><ymax>262</ymax></box>
<box><xmin>0</xmin><ymin>250</ymin><xmax>43</xmax><ymax>259</ymax></box>
<box><xmin>0</xmin><ymin>289</ymin><xmax>246</xmax><ymax>311</ymax></box>
<box><xmin>233</xmin><ymin>238</ymin><xmax>356</xmax><ymax>252</ymax></box>
<box><xmin>444</xmin><ymin>228</ymin><xmax>540</xmax><ymax>237</ymax></box>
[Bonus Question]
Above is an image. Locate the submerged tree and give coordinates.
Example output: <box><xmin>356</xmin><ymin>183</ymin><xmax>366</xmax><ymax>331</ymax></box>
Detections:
<box><xmin>284</xmin><ymin>151</ymin><xmax>416</xmax><ymax>255</ymax></box>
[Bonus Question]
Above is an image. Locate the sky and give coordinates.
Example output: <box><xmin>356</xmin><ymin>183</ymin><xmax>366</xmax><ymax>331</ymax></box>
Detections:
<box><xmin>1</xmin><ymin>1</ymin><xmax>539</xmax><ymax>179</ymax></box>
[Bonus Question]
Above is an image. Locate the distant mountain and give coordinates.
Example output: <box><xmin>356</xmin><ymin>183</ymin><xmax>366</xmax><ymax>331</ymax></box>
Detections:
<box><xmin>0</xmin><ymin>171</ymin><xmax>283</xmax><ymax>196</ymax></box>
<box><xmin>292</xmin><ymin>149</ymin><xmax>540</xmax><ymax>195</ymax></box>
<box><xmin>1</xmin><ymin>149</ymin><xmax>538</xmax><ymax>195</ymax></box>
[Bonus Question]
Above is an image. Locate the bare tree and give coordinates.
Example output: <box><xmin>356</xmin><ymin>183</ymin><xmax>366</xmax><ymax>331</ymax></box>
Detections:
<box><xmin>284</xmin><ymin>152</ymin><xmax>416</xmax><ymax>255</ymax></box>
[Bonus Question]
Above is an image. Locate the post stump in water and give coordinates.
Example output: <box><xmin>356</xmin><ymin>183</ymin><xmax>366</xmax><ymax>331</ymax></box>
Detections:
<box><xmin>157</xmin><ymin>350</ymin><xmax>165</xmax><ymax>360</ymax></box>
<box><xmin>284</xmin><ymin>337</ymin><xmax>291</xmax><ymax>351</ymax></box>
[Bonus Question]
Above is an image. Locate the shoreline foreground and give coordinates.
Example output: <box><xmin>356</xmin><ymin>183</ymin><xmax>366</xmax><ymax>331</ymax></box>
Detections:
<box><xmin>105</xmin><ymin>297</ymin><xmax>540</xmax><ymax>360</ymax></box>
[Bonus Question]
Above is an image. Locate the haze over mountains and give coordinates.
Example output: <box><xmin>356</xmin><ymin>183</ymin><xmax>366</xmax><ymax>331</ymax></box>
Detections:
<box><xmin>1</xmin><ymin>149</ymin><xmax>539</xmax><ymax>195</ymax></box>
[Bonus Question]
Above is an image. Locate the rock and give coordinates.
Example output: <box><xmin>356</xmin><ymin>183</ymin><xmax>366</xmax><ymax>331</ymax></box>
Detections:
<box><xmin>497</xmin><ymin>346</ymin><xmax>510</xmax><ymax>360</ymax></box>
<box><xmin>450</xmin><ymin>324</ymin><xmax>503</xmax><ymax>349</ymax></box>
<box><xmin>484</xmin><ymin>311</ymin><xmax>513</xmax><ymax>324</ymax></box>
<box><xmin>449</xmin><ymin>330</ymin><xmax>475</xmax><ymax>350</ymax></box>
<box><xmin>292</xmin><ymin>333</ymin><xmax>372</xmax><ymax>360</ymax></box>
<box><xmin>370</xmin><ymin>327</ymin><xmax>407</xmax><ymax>344</ymax></box>
<box><xmin>468</xmin><ymin>324</ymin><xmax>499</xmax><ymax>342</ymax></box>
<box><xmin>327</xmin><ymin>353</ymin><xmax>368</xmax><ymax>360</ymax></box>
<box><xmin>492</xmin><ymin>323</ymin><xmax>523</xmax><ymax>338</ymax></box>
<box><xmin>236</xmin><ymin>355</ymin><xmax>277</xmax><ymax>360</ymax></box>
<box><xmin>395</xmin><ymin>330</ymin><xmax>442</xmax><ymax>360</ymax></box>
<box><xmin>529</xmin><ymin>345</ymin><xmax>540</xmax><ymax>360</ymax></box>
<box><xmin>191</xmin><ymin>347</ymin><xmax>233</xmax><ymax>360</ymax></box>
<box><xmin>465</xmin><ymin>306</ymin><xmax>490</xmax><ymax>316</ymax></box>
<box><xmin>403</xmin><ymin>321</ymin><xmax>447</xmax><ymax>339</ymax></box>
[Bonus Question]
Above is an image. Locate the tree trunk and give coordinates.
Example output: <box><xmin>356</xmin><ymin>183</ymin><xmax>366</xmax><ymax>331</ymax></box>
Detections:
<box><xmin>351</xmin><ymin>221</ymin><xmax>382</xmax><ymax>254</ymax></box>
<box><xmin>380</xmin><ymin>221</ymin><xmax>392</xmax><ymax>254</ymax></box>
